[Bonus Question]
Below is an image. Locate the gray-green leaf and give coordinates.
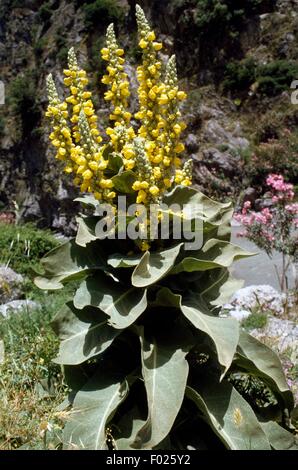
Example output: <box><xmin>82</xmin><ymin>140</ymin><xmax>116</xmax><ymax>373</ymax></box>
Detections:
<box><xmin>34</xmin><ymin>239</ymin><xmax>106</xmax><ymax>289</ymax></box>
<box><xmin>171</xmin><ymin>239</ymin><xmax>255</xmax><ymax>275</ymax></box>
<box><xmin>63</xmin><ymin>371</ymin><xmax>128</xmax><ymax>450</ymax></box>
<box><xmin>74</xmin><ymin>272</ymin><xmax>147</xmax><ymax>329</ymax></box>
<box><xmin>155</xmin><ymin>287</ymin><xmax>239</xmax><ymax>376</ymax></box>
<box><xmin>186</xmin><ymin>383</ymin><xmax>271</xmax><ymax>450</ymax></box>
<box><xmin>131</xmin><ymin>330</ymin><xmax>189</xmax><ymax>449</ymax></box>
<box><xmin>51</xmin><ymin>302</ymin><xmax>121</xmax><ymax>365</ymax></box>
<box><xmin>260</xmin><ymin>421</ymin><xmax>298</xmax><ymax>450</ymax></box>
<box><xmin>132</xmin><ymin>243</ymin><xmax>183</xmax><ymax>288</ymax></box>
<box><xmin>236</xmin><ymin>330</ymin><xmax>294</xmax><ymax>410</ymax></box>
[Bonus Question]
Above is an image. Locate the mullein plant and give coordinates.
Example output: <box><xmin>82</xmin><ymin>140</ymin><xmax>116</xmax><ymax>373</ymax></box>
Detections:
<box><xmin>37</xmin><ymin>5</ymin><xmax>297</xmax><ymax>450</ymax></box>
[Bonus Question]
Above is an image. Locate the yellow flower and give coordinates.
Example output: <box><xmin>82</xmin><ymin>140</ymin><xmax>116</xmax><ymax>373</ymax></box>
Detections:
<box><xmin>139</xmin><ymin>38</ymin><xmax>148</xmax><ymax>49</ymax></box>
<box><xmin>153</xmin><ymin>42</ymin><xmax>162</xmax><ymax>50</ymax></box>
<box><xmin>101</xmin><ymin>179</ymin><xmax>114</xmax><ymax>189</ymax></box>
<box><xmin>82</xmin><ymin>169</ymin><xmax>93</xmax><ymax>180</ymax></box>
<box><xmin>174</xmin><ymin>143</ymin><xmax>185</xmax><ymax>153</ymax></box>
<box><xmin>136</xmin><ymin>190</ymin><xmax>147</xmax><ymax>203</ymax></box>
<box><xmin>147</xmin><ymin>31</ymin><xmax>156</xmax><ymax>41</ymax></box>
<box><xmin>177</xmin><ymin>91</ymin><xmax>187</xmax><ymax>100</ymax></box>
<box><xmin>149</xmin><ymin>185</ymin><xmax>159</xmax><ymax>196</ymax></box>
<box><xmin>158</xmin><ymin>94</ymin><xmax>169</xmax><ymax>105</ymax></box>
<box><xmin>123</xmin><ymin>146</ymin><xmax>135</xmax><ymax>159</ymax></box>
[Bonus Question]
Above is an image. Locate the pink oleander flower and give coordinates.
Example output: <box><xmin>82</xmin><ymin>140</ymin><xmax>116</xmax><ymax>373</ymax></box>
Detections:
<box><xmin>266</xmin><ymin>174</ymin><xmax>294</xmax><ymax>201</ymax></box>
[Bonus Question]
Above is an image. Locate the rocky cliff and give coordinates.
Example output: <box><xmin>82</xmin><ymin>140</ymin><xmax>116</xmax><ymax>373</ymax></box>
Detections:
<box><xmin>0</xmin><ymin>0</ymin><xmax>297</xmax><ymax>231</ymax></box>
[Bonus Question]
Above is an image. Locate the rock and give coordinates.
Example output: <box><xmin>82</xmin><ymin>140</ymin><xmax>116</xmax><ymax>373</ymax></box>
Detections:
<box><xmin>243</xmin><ymin>187</ymin><xmax>258</xmax><ymax>206</ymax></box>
<box><xmin>250</xmin><ymin>317</ymin><xmax>298</xmax><ymax>354</ymax></box>
<box><xmin>0</xmin><ymin>266</ymin><xmax>24</xmax><ymax>303</ymax></box>
<box><xmin>228</xmin><ymin>309</ymin><xmax>251</xmax><ymax>321</ymax></box>
<box><xmin>203</xmin><ymin>119</ymin><xmax>249</xmax><ymax>151</ymax></box>
<box><xmin>0</xmin><ymin>299</ymin><xmax>39</xmax><ymax>318</ymax></box>
<box><xmin>223</xmin><ymin>285</ymin><xmax>290</xmax><ymax>316</ymax></box>
<box><xmin>20</xmin><ymin>194</ymin><xmax>42</xmax><ymax>222</ymax></box>
<box><xmin>202</xmin><ymin>147</ymin><xmax>240</xmax><ymax>176</ymax></box>
<box><xmin>185</xmin><ymin>133</ymin><xmax>199</xmax><ymax>153</ymax></box>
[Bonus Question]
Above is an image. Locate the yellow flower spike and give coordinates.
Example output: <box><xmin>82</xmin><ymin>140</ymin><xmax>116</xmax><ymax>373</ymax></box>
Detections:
<box><xmin>46</xmin><ymin>8</ymin><xmax>193</xmax><ymax>236</ymax></box>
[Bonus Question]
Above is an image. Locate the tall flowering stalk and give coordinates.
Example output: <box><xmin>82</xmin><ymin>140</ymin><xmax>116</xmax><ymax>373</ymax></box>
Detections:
<box><xmin>46</xmin><ymin>5</ymin><xmax>192</xmax><ymax>242</ymax></box>
<box><xmin>235</xmin><ymin>174</ymin><xmax>298</xmax><ymax>293</ymax></box>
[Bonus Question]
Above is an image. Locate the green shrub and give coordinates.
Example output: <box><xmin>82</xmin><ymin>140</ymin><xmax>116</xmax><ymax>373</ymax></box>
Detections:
<box><xmin>257</xmin><ymin>61</ymin><xmax>298</xmax><ymax>96</ymax></box>
<box><xmin>9</xmin><ymin>71</ymin><xmax>37</xmax><ymax>118</ymax></box>
<box><xmin>37</xmin><ymin>2</ymin><xmax>53</xmax><ymax>24</ymax></box>
<box><xmin>223</xmin><ymin>57</ymin><xmax>256</xmax><ymax>92</ymax></box>
<box><xmin>82</xmin><ymin>0</ymin><xmax>125</xmax><ymax>29</ymax></box>
<box><xmin>223</xmin><ymin>59</ymin><xmax>298</xmax><ymax>97</ymax></box>
<box><xmin>241</xmin><ymin>311</ymin><xmax>268</xmax><ymax>331</ymax></box>
<box><xmin>174</xmin><ymin>0</ymin><xmax>275</xmax><ymax>36</ymax></box>
<box><xmin>0</xmin><ymin>223</ymin><xmax>59</xmax><ymax>276</ymax></box>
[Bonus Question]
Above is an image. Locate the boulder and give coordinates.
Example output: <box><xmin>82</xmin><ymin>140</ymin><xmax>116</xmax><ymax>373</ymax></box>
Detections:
<box><xmin>224</xmin><ymin>284</ymin><xmax>289</xmax><ymax>316</ymax></box>
<box><xmin>202</xmin><ymin>147</ymin><xmax>240</xmax><ymax>176</ymax></box>
<box><xmin>0</xmin><ymin>299</ymin><xmax>39</xmax><ymax>318</ymax></box>
<box><xmin>0</xmin><ymin>266</ymin><xmax>24</xmax><ymax>304</ymax></box>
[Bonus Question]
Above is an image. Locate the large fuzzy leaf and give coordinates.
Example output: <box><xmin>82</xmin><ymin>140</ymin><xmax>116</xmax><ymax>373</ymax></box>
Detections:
<box><xmin>115</xmin><ymin>407</ymin><xmax>146</xmax><ymax>450</ymax></box>
<box><xmin>34</xmin><ymin>239</ymin><xmax>106</xmax><ymax>289</ymax></box>
<box><xmin>131</xmin><ymin>329</ymin><xmax>190</xmax><ymax>449</ymax></box>
<box><xmin>63</xmin><ymin>370</ymin><xmax>128</xmax><ymax>450</ymax></box>
<box><xmin>260</xmin><ymin>421</ymin><xmax>298</xmax><ymax>450</ymax></box>
<box><xmin>132</xmin><ymin>243</ymin><xmax>183</xmax><ymax>288</ymax></box>
<box><xmin>186</xmin><ymin>383</ymin><xmax>271</xmax><ymax>450</ymax></box>
<box><xmin>236</xmin><ymin>330</ymin><xmax>294</xmax><ymax>410</ymax></box>
<box><xmin>51</xmin><ymin>302</ymin><xmax>121</xmax><ymax>365</ymax></box>
<box><xmin>171</xmin><ymin>239</ymin><xmax>255</xmax><ymax>275</ymax></box>
<box><xmin>74</xmin><ymin>272</ymin><xmax>147</xmax><ymax>329</ymax></box>
<box><xmin>76</xmin><ymin>216</ymin><xmax>98</xmax><ymax>247</ymax></box>
<box><xmin>163</xmin><ymin>186</ymin><xmax>233</xmax><ymax>241</ymax></box>
<box><xmin>155</xmin><ymin>287</ymin><xmax>239</xmax><ymax>375</ymax></box>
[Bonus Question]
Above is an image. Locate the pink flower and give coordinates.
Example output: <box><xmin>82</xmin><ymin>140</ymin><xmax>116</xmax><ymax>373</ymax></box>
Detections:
<box><xmin>285</xmin><ymin>203</ymin><xmax>298</xmax><ymax>214</ymax></box>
